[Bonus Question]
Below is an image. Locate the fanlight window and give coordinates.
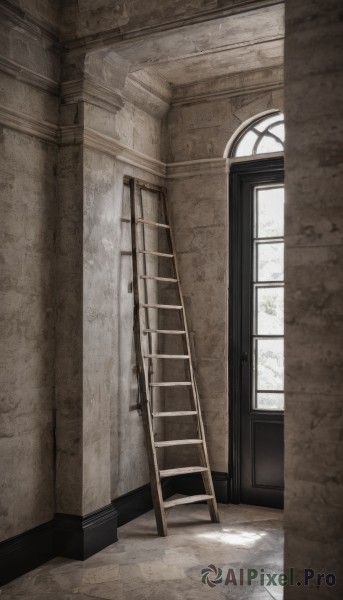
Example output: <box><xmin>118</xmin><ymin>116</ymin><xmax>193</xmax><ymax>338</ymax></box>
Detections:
<box><xmin>232</xmin><ymin>112</ymin><xmax>285</xmax><ymax>158</ymax></box>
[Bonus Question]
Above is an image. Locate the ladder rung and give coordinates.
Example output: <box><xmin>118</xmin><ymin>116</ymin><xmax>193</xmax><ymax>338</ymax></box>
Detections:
<box><xmin>155</xmin><ymin>439</ymin><xmax>202</xmax><ymax>448</ymax></box>
<box><xmin>160</xmin><ymin>466</ymin><xmax>208</xmax><ymax>478</ymax></box>
<box><xmin>144</xmin><ymin>354</ymin><xmax>189</xmax><ymax>359</ymax></box>
<box><xmin>141</xmin><ymin>304</ymin><xmax>182</xmax><ymax>310</ymax></box>
<box><xmin>150</xmin><ymin>382</ymin><xmax>192</xmax><ymax>387</ymax></box>
<box><xmin>140</xmin><ymin>275</ymin><xmax>178</xmax><ymax>282</ymax></box>
<box><xmin>143</xmin><ymin>329</ymin><xmax>186</xmax><ymax>335</ymax></box>
<box><xmin>164</xmin><ymin>494</ymin><xmax>214</xmax><ymax>509</ymax></box>
<box><xmin>152</xmin><ymin>411</ymin><xmax>197</xmax><ymax>417</ymax></box>
<box><xmin>139</xmin><ymin>250</ymin><xmax>174</xmax><ymax>258</ymax></box>
<box><xmin>137</xmin><ymin>218</ymin><xmax>170</xmax><ymax>229</ymax></box>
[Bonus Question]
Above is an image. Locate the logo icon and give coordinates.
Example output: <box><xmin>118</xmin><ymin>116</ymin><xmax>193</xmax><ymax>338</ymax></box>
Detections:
<box><xmin>201</xmin><ymin>564</ymin><xmax>223</xmax><ymax>587</ymax></box>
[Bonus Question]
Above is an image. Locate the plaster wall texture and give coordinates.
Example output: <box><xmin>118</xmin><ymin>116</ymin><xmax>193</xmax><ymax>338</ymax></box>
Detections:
<box><xmin>284</xmin><ymin>1</ymin><xmax>343</xmax><ymax>597</ymax></box>
<box><xmin>167</xmin><ymin>87</ymin><xmax>284</xmax><ymax>162</ymax></box>
<box><xmin>0</xmin><ymin>2</ymin><xmax>60</xmax><ymax>540</ymax></box>
<box><xmin>84</xmin><ymin>101</ymin><xmax>164</xmax><ymax>162</ymax></box>
<box><xmin>0</xmin><ymin>0</ymin><xmax>287</xmax><ymax>540</ymax></box>
<box><xmin>56</xmin><ymin>67</ymin><xmax>167</xmax><ymax>512</ymax></box>
<box><xmin>55</xmin><ymin>143</ymin><xmax>83</xmax><ymax>515</ymax></box>
<box><xmin>165</xmin><ymin>83</ymin><xmax>284</xmax><ymax>474</ymax></box>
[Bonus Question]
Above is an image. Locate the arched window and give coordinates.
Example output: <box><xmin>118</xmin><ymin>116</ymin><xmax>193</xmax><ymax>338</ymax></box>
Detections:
<box><xmin>231</xmin><ymin>112</ymin><xmax>284</xmax><ymax>158</ymax></box>
<box><xmin>229</xmin><ymin>111</ymin><xmax>285</xmax><ymax>507</ymax></box>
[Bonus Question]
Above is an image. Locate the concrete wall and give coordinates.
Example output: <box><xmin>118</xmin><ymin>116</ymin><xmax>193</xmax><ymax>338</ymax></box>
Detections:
<box><xmin>165</xmin><ymin>79</ymin><xmax>284</xmax><ymax>473</ymax></box>
<box><xmin>0</xmin><ymin>1</ymin><xmax>60</xmax><ymax>540</ymax></box>
<box><xmin>284</xmin><ymin>1</ymin><xmax>343</xmax><ymax>597</ymax></box>
<box><xmin>56</xmin><ymin>50</ymin><xmax>168</xmax><ymax>513</ymax></box>
<box><xmin>0</xmin><ymin>0</ymin><xmax>287</xmax><ymax>545</ymax></box>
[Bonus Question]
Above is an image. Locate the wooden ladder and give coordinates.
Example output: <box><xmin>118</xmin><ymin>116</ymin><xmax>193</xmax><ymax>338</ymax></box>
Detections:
<box><xmin>127</xmin><ymin>176</ymin><xmax>220</xmax><ymax>536</ymax></box>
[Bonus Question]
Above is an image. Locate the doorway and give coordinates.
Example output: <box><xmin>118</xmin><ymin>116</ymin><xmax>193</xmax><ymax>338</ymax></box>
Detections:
<box><xmin>229</xmin><ymin>158</ymin><xmax>284</xmax><ymax>508</ymax></box>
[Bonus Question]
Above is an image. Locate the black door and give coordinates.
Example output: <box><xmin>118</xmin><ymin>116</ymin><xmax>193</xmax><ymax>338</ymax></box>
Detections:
<box><xmin>230</xmin><ymin>158</ymin><xmax>284</xmax><ymax>508</ymax></box>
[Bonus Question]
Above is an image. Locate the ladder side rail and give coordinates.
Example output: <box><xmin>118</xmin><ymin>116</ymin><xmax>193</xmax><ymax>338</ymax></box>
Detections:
<box><xmin>160</xmin><ymin>190</ymin><xmax>202</xmax><ymax>422</ymax></box>
<box><xmin>161</xmin><ymin>188</ymin><xmax>220</xmax><ymax>523</ymax></box>
<box><xmin>193</xmin><ymin>379</ymin><xmax>220</xmax><ymax>522</ymax></box>
<box><xmin>138</xmin><ymin>187</ymin><xmax>155</xmax><ymax>411</ymax></box>
<box><xmin>129</xmin><ymin>178</ymin><xmax>168</xmax><ymax>536</ymax></box>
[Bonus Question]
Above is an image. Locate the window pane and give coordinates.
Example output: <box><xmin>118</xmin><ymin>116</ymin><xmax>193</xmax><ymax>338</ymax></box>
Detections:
<box><xmin>256</xmin><ymin>187</ymin><xmax>284</xmax><ymax>237</ymax></box>
<box><xmin>235</xmin><ymin>130</ymin><xmax>258</xmax><ymax>157</ymax></box>
<box><xmin>257</xmin><ymin>242</ymin><xmax>284</xmax><ymax>281</ymax></box>
<box><xmin>269</xmin><ymin>123</ymin><xmax>285</xmax><ymax>142</ymax></box>
<box><xmin>257</xmin><ymin>338</ymin><xmax>284</xmax><ymax>391</ymax></box>
<box><xmin>257</xmin><ymin>287</ymin><xmax>284</xmax><ymax>335</ymax></box>
<box><xmin>232</xmin><ymin>112</ymin><xmax>284</xmax><ymax>158</ymax></box>
<box><xmin>254</xmin><ymin>114</ymin><xmax>284</xmax><ymax>132</ymax></box>
<box><xmin>256</xmin><ymin>136</ymin><xmax>283</xmax><ymax>154</ymax></box>
<box><xmin>256</xmin><ymin>393</ymin><xmax>284</xmax><ymax>411</ymax></box>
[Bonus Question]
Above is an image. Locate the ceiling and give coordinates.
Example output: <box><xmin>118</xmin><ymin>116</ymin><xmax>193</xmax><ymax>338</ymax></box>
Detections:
<box><xmin>102</xmin><ymin>3</ymin><xmax>284</xmax><ymax>87</ymax></box>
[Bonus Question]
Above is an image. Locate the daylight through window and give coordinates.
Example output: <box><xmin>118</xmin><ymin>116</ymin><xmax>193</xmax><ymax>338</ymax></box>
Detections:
<box><xmin>232</xmin><ymin>112</ymin><xmax>285</xmax><ymax>158</ymax></box>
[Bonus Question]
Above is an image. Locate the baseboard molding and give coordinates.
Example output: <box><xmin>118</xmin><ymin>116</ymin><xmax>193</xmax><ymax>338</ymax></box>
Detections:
<box><xmin>172</xmin><ymin>471</ymin><xmax>229</xmax><ymax>504</ymax></box>
<box><xmin>0</xmin><ymin>471</ymin><xmax>229</xmax><ymax>586</ymax></box>
<box><xmin>112</xmin><ymin>479</ymin><xmax>175</xmax><ymax>527</ymax></box>
<box><xmin>0</xmin><ymin>520</ymin><xmax>55</xmax><ymax>586</ymax></box>
<box><xmin>54</xmin><ymin>504</ymin><xmax>118</xmax><ymax>561</ymax></box>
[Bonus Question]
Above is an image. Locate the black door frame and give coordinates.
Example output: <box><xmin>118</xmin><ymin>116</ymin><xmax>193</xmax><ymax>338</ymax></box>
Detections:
<box><xmin>228</xmin><ymin>157</ymin><xmax>285</xmax><ymax>504</ymax></box>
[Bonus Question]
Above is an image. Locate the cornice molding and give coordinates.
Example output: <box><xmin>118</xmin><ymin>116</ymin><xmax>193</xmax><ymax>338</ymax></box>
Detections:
<box><xmin>171</xmin><ymin>66</ymin><xmax>284</xmax><ymax>106</ymax></box>
<box><xmin>0</xmin><ymin>0</ymin><xmax>60</xmax><ymax>47</ymax></box>
<box><xmin>0</xmin><ymin>104</ymin><xmax>58</xmax><ymax>143</ymax></box>
<box><xmin>61</xmin><ymin>78</ymin><xmax>124</xmax><ymax>114</ymax></box>
<box><xmin>166</xmin><ymin>158</ymin><xmax>227</xmax><ymax>179</ymax></box>
<box><xmin>122</xmin><ymin>76</ymin><xmax>171</xmax><ymax>119</ymax></box>
<box><xmin>172</xmin><ymin>80</ymin><xmax>283</xmax><ymax>106</ymax></box>
<box><xmin>62</xmin><ymin>1</ymin><xmax>284</xmax><ymax>52</ymax></box>
<box><xmin>0</xmin><ymin>56</ymin><xmax>59</xmax><ymax>95</ymax></box>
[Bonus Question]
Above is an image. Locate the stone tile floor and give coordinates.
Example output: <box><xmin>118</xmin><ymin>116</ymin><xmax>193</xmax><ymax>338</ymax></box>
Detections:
<box><xmin>0</xmin><ymin>501</ymin><xmax>284</xmax><ymax>600</ymax></box>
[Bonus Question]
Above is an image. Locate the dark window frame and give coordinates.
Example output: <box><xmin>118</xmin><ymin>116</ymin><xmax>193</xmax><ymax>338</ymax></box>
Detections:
<box><xmin>228</xmin><ymin>157</ymin><xmax>285</xmax><ymax>503</ymax></box>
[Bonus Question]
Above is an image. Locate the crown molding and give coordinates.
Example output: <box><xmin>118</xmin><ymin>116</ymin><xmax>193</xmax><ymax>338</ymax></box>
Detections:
<box><xmin>0</xmin><ymin>56</ymin><xmax>59</xmax><ymax>95</ymax></box>
<box><xmin>62</xmin><ymin>0</ymin><xmax>284</xmax><ymax>52</ymax></box>
<box><xmin>122</xmin><ymin>75</ymin><xmax>171</xmax><ymax>119</ymax></box>
<box><xmin>0</xmin><ymin>104</ymin><xmax>58</xmax><ymax>143</ymax></box>
<box><xmin>171</xmin><ymin>65</ymin><xmax>284</xmax><ymax>106</ymax></box>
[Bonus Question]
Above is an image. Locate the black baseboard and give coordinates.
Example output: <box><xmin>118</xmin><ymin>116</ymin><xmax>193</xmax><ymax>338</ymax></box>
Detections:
<box><xmin>0</xmin><ymin>471</ymin><xmax>229</xmax><ymax>586</ymax></box>
<box><xmin>172</xmin><ymin>471</ymin><xmax>229</xmax><ymax>504</ymax></box>
<box><xmin>112</xmin><ymin>479</ymin><xmax>174</xmax><ymax>527</ymax></box>
<box><xmin>0</xmin><ymin>520</ymin><xmax>55</xmax><ymax>587</ymax></box>
<box><xmin>54</xmin><ymin>504</ymin><xmax>118</xmax><ymax>560</ymax></box>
